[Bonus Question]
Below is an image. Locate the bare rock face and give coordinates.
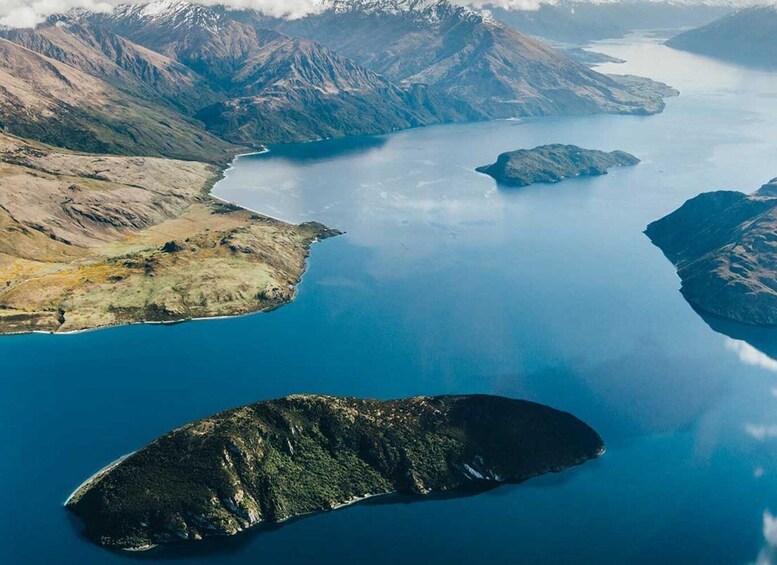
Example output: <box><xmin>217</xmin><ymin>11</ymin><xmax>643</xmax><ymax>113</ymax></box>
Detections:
<box><xmin>65</xmin><ymin>394</ymin><xmax>604</xmax><ymax>550</ymax></box>
<box><xmin>646</xmin><ymin>179</ymin><xmax>777</xmax><ymax>325</ymax></box>
<box><xmin>476</xmin><ymin>144</ymin><xmax>639</xmax><ymax>187</ymax></box>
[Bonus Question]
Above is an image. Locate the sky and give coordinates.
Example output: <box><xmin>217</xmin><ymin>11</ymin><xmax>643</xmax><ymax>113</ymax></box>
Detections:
<box><xmin>0</xmin><ymin>0</ymin><xmax>757</xmax><ymax>28</ymax></box>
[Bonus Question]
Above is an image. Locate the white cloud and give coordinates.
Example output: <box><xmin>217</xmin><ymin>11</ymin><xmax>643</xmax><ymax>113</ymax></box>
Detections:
<box><xmin>0</xmin><ymin>0</ymin><xmax>768</xmax><ymax>28</ymax></box>
<box><xmin>0</xmin><ymin>0</ymin><xmax>327</xmax><ymax>28</ymax></box>
<box><xmin>0</xmin><ymin>1</ymin><xmax>113</xmax><ymax>27</ymax></box>
<box><xmin>464</xmin><ymin>0</ymin><xmax>550</xmax><ymax>10</ymax></box>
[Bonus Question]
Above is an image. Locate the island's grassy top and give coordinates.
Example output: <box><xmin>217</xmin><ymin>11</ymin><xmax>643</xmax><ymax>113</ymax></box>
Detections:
<box><xmin>67</xmin><ymin>394</ymin><xmax>604</xmax><ymax>550</ymax></box>
<box><xmin>476</xmin><ymin>144</ymin><xmax>639</xmax><ymax>188</ymax></box>
<box><xmin>0</xmin><ymin>133</ymin><xmax>339</xmax><ymax>334</ymax></box>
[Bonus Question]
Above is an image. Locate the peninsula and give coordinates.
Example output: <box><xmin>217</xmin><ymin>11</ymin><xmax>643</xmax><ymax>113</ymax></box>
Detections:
<box><xmin>476</xmin><ymin>144</ymin><xmax>640</xmax><ymax>187</ymax></box>
<box><xmin>0</xmin><ymin>134</ymin><xmax>339</xmax><ymax>334</ymax></box>
<box><xmin>646</xmin><ymin>178</ymin><xmax>777</xmax><ymax>325</ymax></box>
<box><xmin>66</xmin><ymin>394</ymin><xmax>604</xmax><ymax>550</ymax></box>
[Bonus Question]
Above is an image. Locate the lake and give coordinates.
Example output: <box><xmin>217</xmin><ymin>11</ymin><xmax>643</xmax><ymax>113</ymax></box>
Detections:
<box><xmin>4</xmin><ymin>34</ymin><xmax>777</xmax><ymax>564</ymax></box>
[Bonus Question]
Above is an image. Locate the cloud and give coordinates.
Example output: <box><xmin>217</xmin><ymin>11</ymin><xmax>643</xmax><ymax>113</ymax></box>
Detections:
<box><xmin>0</xmin><ymin>0</ymin><xmax>327</xmax><ymax>28</ymax></box>
<box><xmin>463</xmin><ymin>0</ymin><xmax>550</xmax><ymax>10</ymax></box>
<box><xmin>0</xmin><ymin>1</ymin><xmax>113</xmax><ymax>27</ymax></box>
<box><xmin>726</xmin><ymin>338</ymin><xmax>777</xmax><ymax>373</ymax></box>
<box><xmin>0</xmin><ymin>0</ymin><xmax>765</xmax><ymax>29</ymax></box>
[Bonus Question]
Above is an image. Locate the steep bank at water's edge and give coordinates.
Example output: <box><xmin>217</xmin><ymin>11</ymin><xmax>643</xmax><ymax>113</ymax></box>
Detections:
<box><xmin>66</xmin><ymin>394</ymin><xmax>604</xmax><ymax>550</ymax></box>
<box><xmin>476</xmin><ymin>144</ymin><xmax>640</xmax><ymax>187</ymax></box>
<box><xmin>0</xmin><ymin>134</ymin><xmax>340</xmax><ymax>334</ymax></box>
<box><xmin>646</xmin><ymin>178</ymin><xmax>777</xmax><ymax>325</ymax></box>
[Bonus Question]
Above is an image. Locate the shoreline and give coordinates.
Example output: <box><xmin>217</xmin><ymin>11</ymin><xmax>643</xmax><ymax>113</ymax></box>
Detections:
<box><xmin>1</xmin><ymin>144</ymin><xmax>341</xmax><ymax>338</ymax></box>
<box><xmin>9</xmin><ymin>223</ymin><xmax>337</xmax><ymax>338</ymax></box>
<box><xmin>119</xmin><ymin>491</ymin><xmax>392</xmax><ymax>552</ymax></box>
<box><xmin>102</xmin><ymin>450</ymin><xmax>605</xmax><ymax>553</ymax></box>
<box><xmin>64</xmin><ymin>452</ymin><xmax>135</xmax><ymax>506</ymax></box>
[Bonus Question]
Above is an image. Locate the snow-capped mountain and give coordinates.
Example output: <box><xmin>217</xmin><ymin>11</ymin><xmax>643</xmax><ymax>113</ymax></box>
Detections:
<box><xmin>325</xmin><ymin>0</ymin><xmax>490</xmax><ymax>26</ymax></box>
<box><xmin>0</xmin><ymin>0</ymin><xmax>674</xmax><ymax>161</ymax></box>
<box><xmin>112</xmin><ymin>0</ymin><xmax>226</xmax><ymax>31</ymax></box>
<box><xmin>268</xmin><ymin>0</ymin><xmax>668</xmax><ymax>117</ymax></box>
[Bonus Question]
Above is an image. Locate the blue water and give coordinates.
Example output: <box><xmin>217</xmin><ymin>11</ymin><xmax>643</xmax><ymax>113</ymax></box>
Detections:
<box><xmin>4</xmin><ymin>35</ymin><xmax>777</xmax><ymax>564</ymax></box>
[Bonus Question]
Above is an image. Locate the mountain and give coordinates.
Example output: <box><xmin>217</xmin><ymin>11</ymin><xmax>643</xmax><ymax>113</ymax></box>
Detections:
<box><xmin>666</xmin><ymin>6</ymin><xmax>777</xmax><ymax>69</ymax></box>
<box><xmin>66</xmin><ymin>394</ymin><xmax>604</xmax><ymax>550</ymax></box>
<box><xmin>645</xmin><ymin>179</ymin><xmax>777</xmax><ymax>326</ymax></box>
<box><xmin>491</xmin><ymin>1</ymin><xmax>733</xmax><ymax>44</ymax></box>
<box><xmin>0</xmin><ymin>0</ymin><xmax>674</xmax><ymax>158</ymax></box>
<box><xmin>0</xmin><ymin>36</ymin><xmax>234</xmax><ymax>163</ymax></box>
<box><xmin>78</xmin><ymin>1</ymin><xmax>473</xmax><ymax>144</ymax></box>
<box><xmin>1</xmin><ymin>21</ymin><xmax>221</xmax><ymax>114</ymax></box>
<box><xmin>230</xmin><ymin>0</ymin><xmax>671</xmax><ymax>118</ymax></box>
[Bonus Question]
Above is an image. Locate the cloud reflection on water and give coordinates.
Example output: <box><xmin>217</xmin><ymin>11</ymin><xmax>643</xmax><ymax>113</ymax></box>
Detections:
<box><xmin>726</xmin><ymin>339</ymin><xmax>777</xmax><ymax>373</ymax></box>
<box><xmin>755</xmin><ymin>510</ymin><xmax>777</xmax><ymax>565</ymax></box>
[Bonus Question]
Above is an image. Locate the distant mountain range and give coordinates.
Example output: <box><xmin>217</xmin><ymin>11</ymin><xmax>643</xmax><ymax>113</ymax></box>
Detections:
<box><xmin>0</xmin><ymin>0</ymin><xmax>673</xmax><ymax>162</ymax></box>
<box><xmin>666</xmin><ymin>6</ymin><xmax>777</xmax><ymax>70</ymax></box>
<box><xmin>490</xmin><ymin>0</ymin><xmax>733</xmax><ymax>44</ymax></box>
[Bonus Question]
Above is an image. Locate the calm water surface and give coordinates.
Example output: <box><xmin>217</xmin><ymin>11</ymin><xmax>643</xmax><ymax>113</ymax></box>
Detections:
<box><xmin>4</xmin><ymin>35</ymin><xmax>777</xmax><ymax>564</ymax></box>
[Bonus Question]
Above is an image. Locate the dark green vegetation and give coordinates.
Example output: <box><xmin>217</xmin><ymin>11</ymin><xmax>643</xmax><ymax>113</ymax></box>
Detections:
<box><xmin>66</xmin><ymin>394</ymin><xmax>604</xmax><ymax>550</ymax></box>
<box><xmin>476</xmin><ymin>144</ymin><xmax>640</xmax><ymax>187</ymax></box>
<box><xmin>0</xmin><ymin>0</ymin><xmax>674</xmax><ymax>163</ymax></box>
<box><xmin>646</xmin><ymin>178</ymin><xmax>777</xmax><ymax>325</ymax></box>
<box><xmin>666</xmin><ymin>6</ymin><xmax>777</xmax><ymax>70</ymax></box>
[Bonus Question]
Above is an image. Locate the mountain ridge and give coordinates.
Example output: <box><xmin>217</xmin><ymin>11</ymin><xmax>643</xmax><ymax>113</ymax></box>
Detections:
<box><xmin>0</xmin><ymin>0</ymin><xmax>674</xmax><ymax>160</ymax></box>
<box><xmin>666</xmin><ymin>6</ymin><xmax>777</xmax><ymax>70</ymax></box>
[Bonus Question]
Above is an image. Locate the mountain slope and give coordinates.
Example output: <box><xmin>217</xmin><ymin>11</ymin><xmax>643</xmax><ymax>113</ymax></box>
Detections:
<box><xmin>492</xmin><ymin>1</ymin><xmax>732</xmax><ymax>44</ymax></box>
<box><xmin>0</xmin><ymin>37</ymin><xmax>234</xmax><ymax>163</ymax></box>
<box><xmin>0</xmin><ymin>132</ymin><xmax>337</xmax><ymax>334</ymax></box>
<box><xmin>1</xmin><ymin>21</ymin><xmax>222</xmax><ymax>114</ymax></box>
<box><xmin>646</xmin><ymin>179</ymin><xmax>777</xmax><ymax>325</ymax></box>
<box><xmin>194</xmin><ymin>30</ymin><xmax>478</xmax><ymax>144</ymax></box>
<box><xmin>256</xmin><ymin>0</ymin><xmax>669</xmax><ymax>118</ymax></box>
<box><xmin>79</xmin><ymin>1</ymin><xmax>474</xmax><ymax>144</ymax></box>
<box><xmin>666</xmin><ymin>6</ymin><xmax>777</xmax><ymax>69</ymax></box>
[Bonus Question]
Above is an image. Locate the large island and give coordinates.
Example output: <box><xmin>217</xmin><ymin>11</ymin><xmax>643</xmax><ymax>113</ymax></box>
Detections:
<box><xmin>646</xmin><ymin>178</ymin><xmax>777</xmax><ymax>325</ymax></box>
<box><xmin>66</xmin><ymin>394</ymin><xmax>604</xmax><ymax>550</ymax></box>
<box><xmin>0</xmin><ymin>134</ymin><xmax>339</xmax><ymax>334</ymax></box>
<box><xmin>476</xmin><ymin>144</ymin><xmax>640</xmax><ymax>187</ymax></box>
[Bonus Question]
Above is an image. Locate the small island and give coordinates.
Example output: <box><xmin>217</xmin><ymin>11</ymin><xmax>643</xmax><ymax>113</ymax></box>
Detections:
<box><xmin>476</xmin><ymin>144</ymin><xmax>640</xmax><ymax>187</ymax></box>
<box><xmin>646</xmin><ymin>178</ymin><xmax>777</xmax><ymax>325</ymax></box>
<box><xmin>66</xmin><ymin>394</ymin><xmax>604</xmax><ymax>550</ymax></box>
